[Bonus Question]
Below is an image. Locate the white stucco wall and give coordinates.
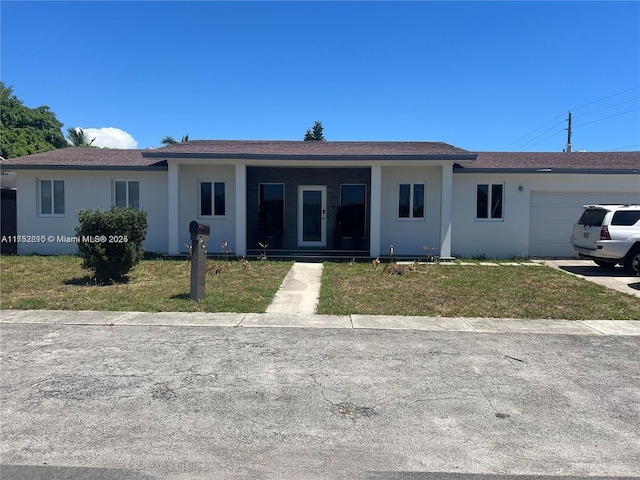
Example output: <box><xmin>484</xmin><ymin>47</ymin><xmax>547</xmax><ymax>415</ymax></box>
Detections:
<box><xmin>12</xmin><ymin>163</ymin><xmax>639</xmax><ymax>260</ymax></box>
<box><xmin>14</xmin><ymin>169</ymin><xmax>168</xmax><ymax>255</ymax></box>
<box><xmin>379</xmin><ymin>165</ymin><xmax>443</xmax><ymax>256</ymax></box>
<box><xmin>177</xmin><ymin>164</ymin><xmax>237</xmax><ymax>255</ymax></box>
<box><xmin>451</xmin><ymin>172</ymin><xmax>640</xmax><ymax>258</ymax></box>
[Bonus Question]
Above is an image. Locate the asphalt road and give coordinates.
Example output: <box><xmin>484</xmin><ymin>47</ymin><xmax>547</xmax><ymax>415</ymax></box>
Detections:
<box><xmin>1</xmin><ymin>323</ymin><xmax>639</xmax><ymax>480</ymax></box>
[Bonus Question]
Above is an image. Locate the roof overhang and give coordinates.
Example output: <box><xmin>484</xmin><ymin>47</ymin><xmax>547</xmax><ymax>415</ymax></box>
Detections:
<box><xmin>144</xmin><ymin>153</ymin><xmax>478</xmax><ymax>167</ymax></box>
<box><xmin>1</xmin><ymin>164</ymin><xmax>168</xmax><ymax>171</ymax></box>
<box><xmin>454</xmin><ymin>167</ymin><xmax>640</xmax><ymax>174</ymax></box>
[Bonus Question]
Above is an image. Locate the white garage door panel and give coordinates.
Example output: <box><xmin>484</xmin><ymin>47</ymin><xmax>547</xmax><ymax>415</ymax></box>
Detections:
<box><xmin>529</xmin><ymin>192</ymin><xmax>640</xmax><ymax>257</ymax></box>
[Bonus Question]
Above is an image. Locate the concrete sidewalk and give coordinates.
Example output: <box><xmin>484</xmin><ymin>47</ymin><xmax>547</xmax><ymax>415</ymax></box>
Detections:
<box><xmin>266</xmin><ymin>262</ymin><xmax>323</xmax><ymax>315</ymax></box>
<box><xmin>1</xmin><ymin>309</ymin><xmax>639</xmax><ymax>336</ymax></box>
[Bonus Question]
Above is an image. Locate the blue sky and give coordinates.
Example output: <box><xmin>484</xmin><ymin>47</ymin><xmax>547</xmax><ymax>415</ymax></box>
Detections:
<box><xmin>2</xmin><ymin>1</ymin><xmax>639</xmax><ymax>151</ymax></box>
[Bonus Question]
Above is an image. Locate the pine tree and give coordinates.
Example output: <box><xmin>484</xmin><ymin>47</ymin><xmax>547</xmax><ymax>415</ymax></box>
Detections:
<box><xmin>304</xmin><ymin>121</ymin><xmax>325</xmax><ymax>141</ymax></box>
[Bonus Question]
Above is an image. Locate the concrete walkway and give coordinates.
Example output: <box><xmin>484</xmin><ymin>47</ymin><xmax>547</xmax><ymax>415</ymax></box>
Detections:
<box><xmin>265</xmin><ymin>262</ymin><xmax>323</xmax><ymax>315</ymax></box>
<box><xmin>1</xmin><ymin>309</ymin><xmax>639</xmax><ymax>336</ymax></box>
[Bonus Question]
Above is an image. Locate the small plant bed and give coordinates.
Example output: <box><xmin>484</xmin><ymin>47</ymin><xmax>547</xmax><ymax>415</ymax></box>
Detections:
<box><xmin>317</xmin><ymin>261</ymin><xmax>640</xmax><ymax>320</ymax></box>
<box><xmin>0</xmin><ymin>256</ymin><xmax>293</xmax><ymax>313</ymax></box>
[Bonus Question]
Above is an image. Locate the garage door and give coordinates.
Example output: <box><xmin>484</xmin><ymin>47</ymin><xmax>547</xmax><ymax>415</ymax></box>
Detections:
<box><xmin>529</xmin><ymin>192</ymin><xmax>640</xmax><ymax>258</ymax></box>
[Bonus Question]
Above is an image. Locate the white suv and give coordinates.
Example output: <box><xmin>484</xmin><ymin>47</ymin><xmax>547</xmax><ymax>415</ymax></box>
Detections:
<box><xmin>570</xmin><ymin>204</ymin><xmax>640</xmax><ymax>275</ymax></box>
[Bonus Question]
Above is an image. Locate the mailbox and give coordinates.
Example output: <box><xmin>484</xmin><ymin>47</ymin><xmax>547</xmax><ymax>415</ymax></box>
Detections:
<box><xmin>189</xmin><ymin>221</ymin><xmax>210</xmax><ymax>239</ymax></box>
<box><xmin>189</xmin><ymin>221</ymin><xmax>210</xmax><ymax>301</ymax></box>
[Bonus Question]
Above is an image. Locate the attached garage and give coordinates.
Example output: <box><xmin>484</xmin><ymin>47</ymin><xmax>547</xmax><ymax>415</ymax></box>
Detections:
<box><xmin>529</xmin><ymin>191</ymin><xmax>640</xmax><ymax>257</ymax></box>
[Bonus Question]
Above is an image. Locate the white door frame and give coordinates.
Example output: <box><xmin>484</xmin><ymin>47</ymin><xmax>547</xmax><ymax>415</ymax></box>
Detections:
<box><xmin>297</xmin><ymin>185</ymin><xmax>327</xmax><ymax>247</ymax></box>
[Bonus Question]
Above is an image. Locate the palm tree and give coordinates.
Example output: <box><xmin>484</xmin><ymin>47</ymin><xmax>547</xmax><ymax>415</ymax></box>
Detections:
<box><xmin>304</xmin><ymin>121</ymin><xmax>325</xmax><ymax>141</ymax></box>
<box><xmin>161</xmin><ymin>134</ymin><xmax>189</xmax><ymax>145</ymax></box>
<box><xmin>66</xmin><ymin>127</ymin><xmax>95</xmax><ymax>147</ymax></box>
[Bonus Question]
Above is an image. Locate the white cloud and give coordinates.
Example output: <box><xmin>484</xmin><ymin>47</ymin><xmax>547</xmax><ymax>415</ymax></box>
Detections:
<box><xmin>78</xmin><ymin>127</ymin><xmax>138</xmax><ymax>149</ymax></box>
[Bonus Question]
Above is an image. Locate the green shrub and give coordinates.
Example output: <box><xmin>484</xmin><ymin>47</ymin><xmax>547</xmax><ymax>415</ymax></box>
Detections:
<box><xmin>75</xmin><ymin>206</ymin><xmax>148</xmax><ymax>284</ymax></box>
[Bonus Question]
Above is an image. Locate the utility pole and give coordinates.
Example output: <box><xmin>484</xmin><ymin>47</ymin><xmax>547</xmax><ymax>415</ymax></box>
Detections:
<box><xmin>565</xmin><ymin>111</ymin><xmax>572</xmax><ymax>152</ymax></box>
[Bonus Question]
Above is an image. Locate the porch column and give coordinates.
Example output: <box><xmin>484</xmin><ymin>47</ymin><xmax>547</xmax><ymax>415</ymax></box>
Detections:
<box><xmin>168</xmin><ymin>161</ymin><xmax>180</xmax><ymax>255</ymax></box>
<box><xmin>440</xmin><ymin>163</ymin><xmax>453</xmax><ymax>259</ymax></box>
<box><xmin>235</xmin><ymin>163</ymin><xmax>247</xmax><ymax>256</ymax></box>
<box><xmin>369</xmin><ymin>164</ymin><xmax>382</xmax><ymax>257</ymax></box>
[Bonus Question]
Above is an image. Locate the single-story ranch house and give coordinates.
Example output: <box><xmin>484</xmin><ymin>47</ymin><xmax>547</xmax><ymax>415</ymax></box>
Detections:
<box><xmin>1</xmin><ymin>140</ymin><xmax>639</xmax><ymax>259</ymax></box>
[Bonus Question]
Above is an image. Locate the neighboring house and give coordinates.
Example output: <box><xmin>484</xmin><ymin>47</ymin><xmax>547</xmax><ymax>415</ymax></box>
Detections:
<box><xmin>1</xmin><ymin>170</ymin><xmax>17</xmax><ymax>254</ymax></box>
<box><xmin>1</xmin><ymin>141</ymin><xmax>638</xmax><ymax>259</ymax></box>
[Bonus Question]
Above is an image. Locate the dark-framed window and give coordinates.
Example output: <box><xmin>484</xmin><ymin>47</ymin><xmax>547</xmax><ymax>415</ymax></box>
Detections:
<box><xmin>39</xmin><ymin>179</ymin><xmax>65</xmax><ymax>216</ymax></box>
<box><xmin>259</xmin><ymin>183</ymin><xmax>285</xmax><ymax>235</ymax></box>
<box><xmin>340</xmin><ymin>184</ymin><xmax>366</xmax><ymax>236</ymax></box>
<box><xmin>477</xmin><ymin>183</ymin><xmax>503</xmax><ymax>219</ymax></box>
<box><xmin>200</xmin><ymin>181</ymin><xmax>225</xmax><ymax>217</ymax></box>
<box><xmin>113</xmin><ymin>180</ymin><xmax>140</xmax><ymax>209</ymax></box>
<box><xmin>398</xmin><ymin>183</ymin><xmax>425</xmax><ymax>219</ymax></box>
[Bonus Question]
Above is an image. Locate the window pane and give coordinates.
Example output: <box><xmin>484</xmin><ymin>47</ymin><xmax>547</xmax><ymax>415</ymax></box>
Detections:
<box><xmin>341</xmin><ymin>185</ymin><xmax>365</xmax><ymax>235</ymax></box>
<box><xmin>302</xmin><ymin>190</ymin><xmax>322</xmax><ymax>241</ymax></box>
<box><xmin>128</xmin><ymin>181</ymin><xmax>139</xmax><ymax>210</ymax></box>
<box><xmin>578</xmin><ymin>208</ymin><xmax>608</xmax><ymax>226</ymax></box>
<box><xmin>214</xmin><ymin>182</ymin><xmax>225</xmax><ymax>216</ymax></box>
<box><xmin>53</xmin><ymin>180</ymin><xmax>65</xmax><ymax>214</ymax></box>
<box><xmin>115</xmin><ymin>181</ymin><xmax>127</xmax><ymax>208</ymax></box>
<box><xmin>491</xmin><ymin>184</ymin><xmax>503</xmax><ymax>218</ymax></box>
<box><xmin>40</xmin><ymin>180</ymin><xmax>52</xmax><ymax>214</ymax></box>
<box><xmin>476</xmin><ymin>184</ymin><xmax>488</xmax><ymax>218</ymax></box>
<box><xmin>398</xmin><ymin>184</ymin><xmax>410</xmax><ymax>218</ymax></box>
<box><xmin>611</xmin><ymin>211</ymin><xmax>640</xmax><ymax>226</ymax></box>
<box><xmin>413</xmin><ymin>184</ymin><xmax>424</xmax><ymax>218</ymax></box>
<box><xmin>200</xmin><ymin>182</ymin><xmax>212</xmax><ymax>216</ymax></box>
<box><xmin>259</xmin><ymin>184</ymin><xmax>284</xmax><ymax>234</ymax></box>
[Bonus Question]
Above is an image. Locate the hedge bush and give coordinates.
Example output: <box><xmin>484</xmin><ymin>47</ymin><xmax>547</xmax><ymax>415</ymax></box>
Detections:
<box><xmin>75</xmin><ymin>206</ymin><xmax>148</xmax><ymax>284</ymax></box>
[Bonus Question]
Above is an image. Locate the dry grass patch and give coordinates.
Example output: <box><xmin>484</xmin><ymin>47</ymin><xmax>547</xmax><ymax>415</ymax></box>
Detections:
<box><xmin>0</xmin><ymin>255</ymin><xmax>293</xmax><ymax>313</ymax></box>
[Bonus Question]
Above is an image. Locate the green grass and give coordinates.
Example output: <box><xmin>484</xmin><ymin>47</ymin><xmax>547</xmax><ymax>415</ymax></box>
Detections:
<box><xmin>317</xmin><ymin>261</ymin><xmax>640</xmax><ymax>320</ymax></box>
<box><xmin>2</xmin><ymin>256</ymin><xmax>639</xmax><ymax>319</ymax></box>
<box><xmin>0</xmin><ymin>255</ymin><xmax>293</xmax><ymax>313</ymax></box>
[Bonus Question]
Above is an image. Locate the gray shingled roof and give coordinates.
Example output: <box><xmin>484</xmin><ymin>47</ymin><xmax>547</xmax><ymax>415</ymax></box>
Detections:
<box><xmin>458</xmin><ymin>151</ymin><xmax>640</xmax><ymax>172</ymax></box>
<box><xmin>0</xmin><ymin>148</ymin><xmax>161</xmax><ymax>168</ymax></box>
<box><xmin>143</xmin><ymin>140</ymin><xmax>474</xmax><ymax>159</ymax></box>
<box><xmin>1</xmin><ymin>142</ymin><xmax>639</xmax><ymax>173</ymax></box>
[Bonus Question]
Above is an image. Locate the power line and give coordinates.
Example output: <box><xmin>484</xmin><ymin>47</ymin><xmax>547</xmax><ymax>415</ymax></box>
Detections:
<box><xmin>514</xmin><ymin>119</ymin><xmax>566</xmax><ymax>150</ymax></box>
<box><xmin>609</xmin><ymin>144</ymin><xmax>640</xmax><ymax>151</ymax></box>
<box><xmin>572</xmin><ymin>96</ymin><xmax>640</xmax><ymax>118</ymax></box>
<box><xmin>569</xmin><ymin>85</ymin><xmax>640</xmax><ymax>112</ymax></box>
<box><xmin>502</xmin><ymin>86</ymin><xmax>640</xmax><ymax>151</ymax></box>
<box><xmin>499</xmin><ymin>112</ymin><xmax>565</xmax><ymax>150</ymax></box>
<box><xmin>521</xmin><ymin>129</ymin><xmax>565</xmax><ymax>151</ymax></box>
<box><xmin>573</xmin><ymin>107</ymin><xmax>640</xmax><ymax>128</ymax></box>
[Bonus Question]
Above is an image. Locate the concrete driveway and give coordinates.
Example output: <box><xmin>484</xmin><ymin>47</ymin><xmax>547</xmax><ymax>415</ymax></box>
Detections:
<box><xmin>541</xmin><ymin>259</ymin><xmax>640</xmax><ymax>298</ymax></box>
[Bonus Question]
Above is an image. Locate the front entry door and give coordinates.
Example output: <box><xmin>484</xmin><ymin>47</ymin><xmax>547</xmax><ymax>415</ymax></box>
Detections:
<box><xmin>298</xmin><ymin>186</ymin><xmax>327</xmax><ymax>247</ymax></box>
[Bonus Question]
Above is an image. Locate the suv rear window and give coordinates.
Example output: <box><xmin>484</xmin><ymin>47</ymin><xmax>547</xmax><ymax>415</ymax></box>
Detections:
<box><xmin>611</xmin><ymin>210</ymin><xmax>640</xmax><ymax>226</ymax></box>
<box><xmin>578</xmin><ymin>208</ymin><xmax>608</xmax><ymax>227</ymax></box>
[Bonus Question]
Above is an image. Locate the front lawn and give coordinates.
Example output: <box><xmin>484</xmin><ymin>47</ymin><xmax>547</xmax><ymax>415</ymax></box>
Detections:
<box><xmin>2</xmin><ymin>256</ymin><xmax>639</xmax><ymax>319</ymax></box>
<box><xmin>0</xmin><ymin>255</ymin><xmax>293</xmax><ymax>313</ymax></box>
<box><xmin>317</xmin><ymin>261</ymin><xmax>640</xmax><ymax>320</ymax></box>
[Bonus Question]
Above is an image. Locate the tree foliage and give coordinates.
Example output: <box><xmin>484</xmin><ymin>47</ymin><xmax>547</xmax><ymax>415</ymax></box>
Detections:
<box><xmin>66</xmin><ymin>127</ymin><xmax>96</xmax><ymax>147</ymax></box>
<box><xmin>75</xmin><ymin>206</ymin><xmax>148</xmax><ymax>284</ymax></box>
<box><xmin>0</xmin><ymin>82</ymin><xmax>67</xmax><ymax>159</ymax></box>
<box><xmin>304</xmin><ymin>121</ymin><xmax>325</xmax><ymax>141</ymax></box>
<box><xmin>161</xmin><ymin>134</ymin><xmax>189</xmax><ymax>145</ymax></box>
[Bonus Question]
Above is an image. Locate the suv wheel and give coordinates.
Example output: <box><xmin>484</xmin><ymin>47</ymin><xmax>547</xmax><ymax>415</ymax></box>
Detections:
<box><xmin>623</xmin><ymin>247</ymin><xmax>640</xmax><ymax>276</ymax></box>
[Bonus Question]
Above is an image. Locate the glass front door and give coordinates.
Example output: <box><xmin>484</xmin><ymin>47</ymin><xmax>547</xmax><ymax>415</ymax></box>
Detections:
<box><xmin>298</xmin><ymin>186</ymin><xmax>327</xmax><ymax>246</ymax></box>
